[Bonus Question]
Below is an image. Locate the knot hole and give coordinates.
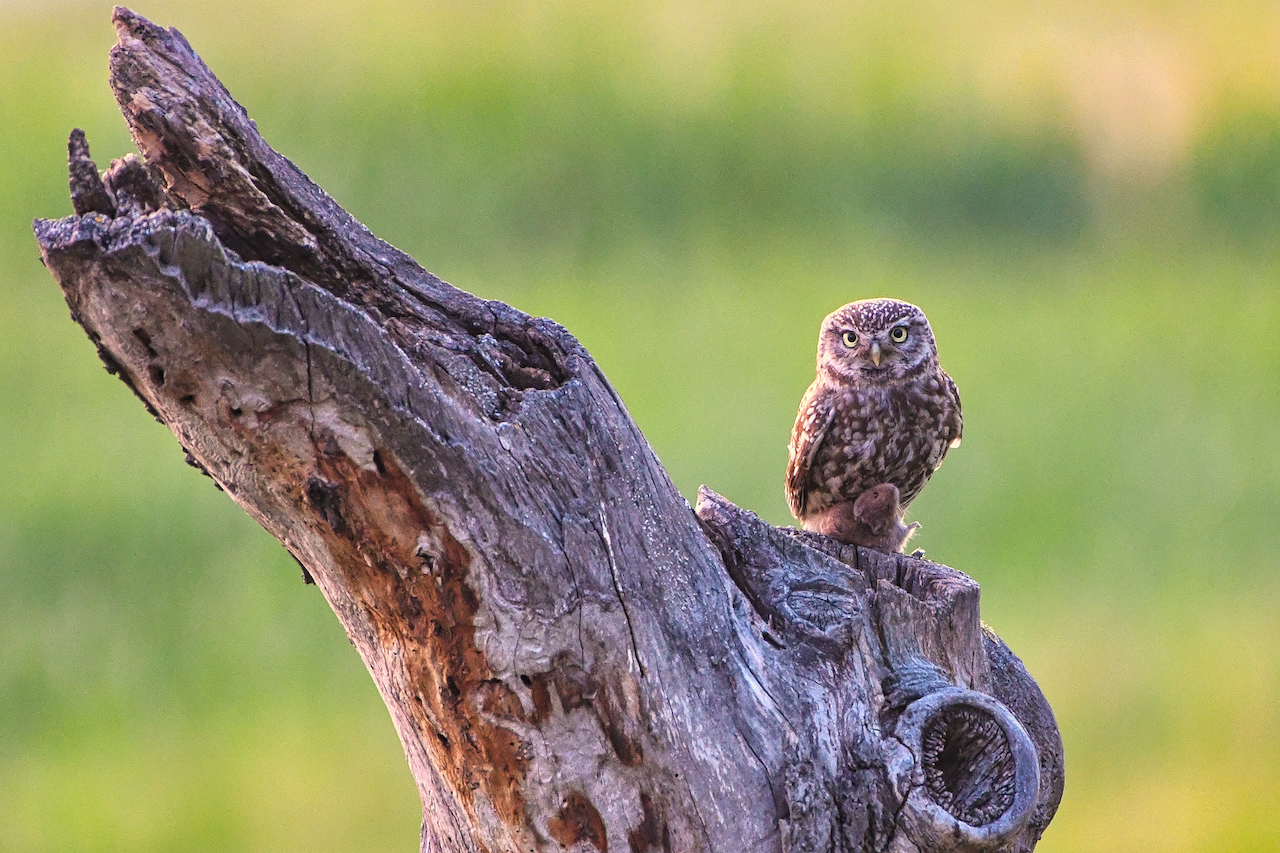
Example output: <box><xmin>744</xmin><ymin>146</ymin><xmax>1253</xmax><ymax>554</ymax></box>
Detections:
<box><xmin>920</xmin><ymin>705</ymin><xmax>1016</xmax><ymax>827</ymax></box>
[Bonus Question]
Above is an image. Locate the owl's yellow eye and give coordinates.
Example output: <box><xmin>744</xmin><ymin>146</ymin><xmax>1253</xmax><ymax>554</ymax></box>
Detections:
<box><xmin>842</xmin><ymin>331</ymin><xmax>858</xmax><ymax>348</ymax></box>
<box><xmin>890</xmin><ymin>326</ymin><xmax>908</xmax><ymax>343</ymax></box>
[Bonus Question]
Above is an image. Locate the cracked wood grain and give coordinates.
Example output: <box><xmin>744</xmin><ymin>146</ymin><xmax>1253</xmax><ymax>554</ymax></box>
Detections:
<box><xmin>34</xmin><ymin>8</ymin><xmax>1062</xmax><ymax>852</ymax></box>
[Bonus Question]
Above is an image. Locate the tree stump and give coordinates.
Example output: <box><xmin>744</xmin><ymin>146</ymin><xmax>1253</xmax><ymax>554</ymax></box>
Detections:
<box><xmin>33</xmin><ymin>8</ymin><xmax>1063</xmax><ymax>852</ymax></box>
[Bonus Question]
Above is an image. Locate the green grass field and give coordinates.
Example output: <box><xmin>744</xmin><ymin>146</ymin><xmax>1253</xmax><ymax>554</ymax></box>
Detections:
<box><xmin>3</xmin><ymin>1</ymin><xmax>1279</xmax><ymax>850</ymax></box>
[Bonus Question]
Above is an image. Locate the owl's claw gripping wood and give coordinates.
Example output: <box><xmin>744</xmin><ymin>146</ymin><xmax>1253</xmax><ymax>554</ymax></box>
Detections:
<box><xmin>786</xmin><ymin>298</ymin><xmax>961</xmax><ymax>552</ymax></box>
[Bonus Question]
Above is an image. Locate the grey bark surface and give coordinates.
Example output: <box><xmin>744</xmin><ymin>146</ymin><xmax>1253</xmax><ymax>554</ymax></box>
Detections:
<box><xmin>34</xmin><ymin>8</ymin><xmax>1063</xmax><ymax>853</ymax></box>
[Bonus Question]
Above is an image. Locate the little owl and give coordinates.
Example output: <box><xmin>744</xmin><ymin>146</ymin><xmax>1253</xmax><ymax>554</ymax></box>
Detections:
<box><xmin>786</xmin><ymin>298</ymin><xmax>962</xmax><ymax>552</ymax></box>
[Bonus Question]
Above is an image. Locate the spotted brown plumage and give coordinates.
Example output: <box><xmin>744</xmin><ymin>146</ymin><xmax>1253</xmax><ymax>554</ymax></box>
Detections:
<box><xmin>786</xmin><ymin>298</ymin><xmax>962</xmax><ymax>549</ymax></box>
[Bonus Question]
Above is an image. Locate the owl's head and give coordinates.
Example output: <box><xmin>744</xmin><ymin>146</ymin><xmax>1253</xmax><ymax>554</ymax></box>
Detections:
<box><xmin>817</xmin><ymin>298</ymin><xmax>938</xmax><ymax>385</ymax></box>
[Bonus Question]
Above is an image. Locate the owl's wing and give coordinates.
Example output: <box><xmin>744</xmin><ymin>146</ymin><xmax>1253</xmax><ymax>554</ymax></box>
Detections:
<box><xmin>785</xmin><ymin>384</ymin><xmax>835</xmax><ymax>519</ymax></box>
<box><xmin>943</xmin><ymin>371</ymin><xmax>963</xmax><ymax>451</ymax></box>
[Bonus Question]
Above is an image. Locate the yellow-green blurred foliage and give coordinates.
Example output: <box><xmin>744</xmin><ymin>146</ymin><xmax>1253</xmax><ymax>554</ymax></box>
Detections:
<box><xmin>3</xmin><ymin>1</ymin><xmax>1279</xmax><ymax>850</ymax></box>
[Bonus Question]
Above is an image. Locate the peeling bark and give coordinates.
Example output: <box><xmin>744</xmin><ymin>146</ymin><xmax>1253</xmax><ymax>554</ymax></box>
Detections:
<box><xmin>33</xmin><ymin>8</ymin><xmax>1063</xmax><ymax>852</ymax></box>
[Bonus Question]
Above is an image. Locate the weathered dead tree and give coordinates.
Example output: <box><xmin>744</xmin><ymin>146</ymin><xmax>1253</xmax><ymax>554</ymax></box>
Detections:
<box><xmin>34</xmin><ymin>9</ymin><xmax>1063</xmax><ymax>853</ymax></box>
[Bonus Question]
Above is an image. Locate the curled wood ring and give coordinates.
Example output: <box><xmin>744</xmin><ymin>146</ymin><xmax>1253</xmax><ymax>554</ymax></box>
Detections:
<box><xmin>893</xmin><ymin>687</ymin><xmax>1040</xmax><ymax>852</ymax></box>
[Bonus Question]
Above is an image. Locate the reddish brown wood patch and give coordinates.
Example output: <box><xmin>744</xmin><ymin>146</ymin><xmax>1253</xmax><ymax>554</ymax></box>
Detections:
<box><xmin>627</xmin><ymin>792</ymin><xmax>671</xmax><ymax>853</ymax></box>
<box><xmin>528</xmin><ymin>653</ymin><xmax>645</xmax><ymax>767</ymax></box>
<box><xmin>548</xmin><ymin>791</ymin><xmax>608</xmax><ymax>851</ymax></box>
<box><xmin>292</xmin><ymin>427</ymin><xmax>533</xmax><ymax>836</ymax></box>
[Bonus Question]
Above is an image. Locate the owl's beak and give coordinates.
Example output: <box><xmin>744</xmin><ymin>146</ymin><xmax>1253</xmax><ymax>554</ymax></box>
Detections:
<box><xmin>870</xmin><ymin>341</ymin><xmax>882</xmax><ymax>367</ymax></box>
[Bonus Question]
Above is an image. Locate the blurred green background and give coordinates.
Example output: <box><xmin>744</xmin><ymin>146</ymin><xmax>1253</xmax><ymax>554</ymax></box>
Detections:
<box><xmin>3</xmin><ymin>0</ymin><xmax>1279</xmax><ymax>850</ymax></box>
